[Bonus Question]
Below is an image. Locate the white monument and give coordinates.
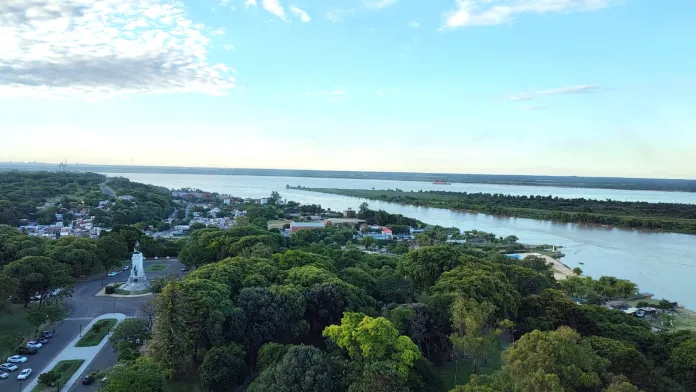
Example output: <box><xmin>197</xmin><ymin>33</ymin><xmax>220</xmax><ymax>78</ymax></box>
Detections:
<box><xmin>120</xmin><ymin>241</ymin><xmax>150</xmax><ymax>292</ymax></box>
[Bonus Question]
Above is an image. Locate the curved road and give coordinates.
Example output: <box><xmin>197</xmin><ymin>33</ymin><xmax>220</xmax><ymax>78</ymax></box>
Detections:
<box><xmin>2</xmin><ymin>259</ymin><xmax>184</xmax><ymax>391</ymax></box>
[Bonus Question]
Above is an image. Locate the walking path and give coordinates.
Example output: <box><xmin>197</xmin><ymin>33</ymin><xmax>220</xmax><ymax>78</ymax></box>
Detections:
<box><xmin>22</xmin><ymin>313</ymin><xmax>127</xmax><ymax>392</ymax></box>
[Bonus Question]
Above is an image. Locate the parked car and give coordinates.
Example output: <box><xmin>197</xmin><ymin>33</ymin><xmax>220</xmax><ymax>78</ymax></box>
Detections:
<box><xmin>7</xmin><ymin>355</ymin><xmax>27</xmax><ymax>363</ymax></box>
<box><xmin>122</xmin><ymin>265</ymin><xmax>129</xmax><ymax>271</ymax></box>
<box><xmin>17</xmin><ymin>368</ymin><xmax>32</xmax><ymax>380</ymax></box>
<box><xmin>16</xmin><ymin>347</ymin><xmax>37</xmax><ymax>355</ymax></box>
<box><xmin>0</xmin><ymin>363</ymin><xmax>18</xmax><ymax>372</ymax></box>
<box><xmin>181</xmin><ymin>266</ymin><xmax>188</xmax><ymax>272</ymax></box>
<box><xmin>107</xmin><ymin>272</ymin><xmax>118</xmax><ymax>277</ymax></box>
<box><xmin>36</xmin><ymin>338</ymin><xmax>49</xmax><ymax>345</ymax></box>
<box><xmin>0</xmin><ymin>372</ymin><xmax>8</xmax><ymax>379</ymax></box>
<box><xmin>40</xmin><ymin>331</ymin><xmax>53</xmax><ymax>339</ymax></box>
<box><xmin>26</xmin><ymin>341</ymin><xmax>42</xmax><ymax>349</ymax></box>
<box><xmin>82</xmin><ymin>374</ymin><xmax>95</xmax><ymax>385</ymax></box>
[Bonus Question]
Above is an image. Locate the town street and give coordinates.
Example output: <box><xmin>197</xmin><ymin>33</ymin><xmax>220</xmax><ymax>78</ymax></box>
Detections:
<box><xmin>2</xmin><ymin>259</ymin><xmax>184</xmax><ymax>391</ymax></box>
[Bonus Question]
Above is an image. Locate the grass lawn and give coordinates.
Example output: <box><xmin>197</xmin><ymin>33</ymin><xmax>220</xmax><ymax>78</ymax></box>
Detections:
<box><xmin>32</xmin><ymin>359</ymin><xmax>84</xmax><ymax>392</ymax></box>
<box><xmin>75</xmin><ymin>319</ymin><xmax>118</xmax><ymax>347</ymax></box>
<box><xmin>437</xmin><ymin>337</ymin><xmax>510</xmax><ymax>391</ymax></box>
<box><xmin>145</xmin><ymin>264</ymin><xmax>169</xmax><ymax>272</ymax></box>
<box><xmin>0</xmin><ymin>303</ymin><xmax>48</xmax><ymax>358</ymax></box>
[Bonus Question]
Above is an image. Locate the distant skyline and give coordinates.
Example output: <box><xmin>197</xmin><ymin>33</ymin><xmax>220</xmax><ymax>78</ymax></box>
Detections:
<box><xmin>1</xmin><ymin>1</ymin><xmax>695</xmax><ymax>179</ymax></box>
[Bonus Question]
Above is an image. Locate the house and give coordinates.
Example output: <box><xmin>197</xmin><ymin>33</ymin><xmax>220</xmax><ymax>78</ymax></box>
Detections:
<box><xmin>290</xmin><ymin>221</ymin><xmax>326</xmax><ymax>233</ymax></box>
<box><xmin>118</xmin><ymin>195</ymin><xmax>135</xmax><ymax>201</ymax></box>
<box><xmin>260</xmin><ymin>198</ymin><xmax>268</xmax><ymax>205</ymax></box>
<box><xmin>343</xmin><ymin>208</ymin><xmax>357</xmax><ymax>218</ymax></box>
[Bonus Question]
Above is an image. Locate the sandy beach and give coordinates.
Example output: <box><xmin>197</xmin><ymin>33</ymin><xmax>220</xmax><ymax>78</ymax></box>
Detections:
<box><xmin>516</xmin><ymin>253</ymin><xmax>576</xmax><ymax>280</ymax></box>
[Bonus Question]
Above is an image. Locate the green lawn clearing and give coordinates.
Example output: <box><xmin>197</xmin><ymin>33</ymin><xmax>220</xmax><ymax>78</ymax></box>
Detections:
<box><xmin>32</xmin><ymin>359</ymin><xmax>84</xmax><ymax>392</ymax></box>
<box><xmin>436</xmin><ymin>336</ymin><xmax>510</xmax><ymax>391</ymax></box>
<box><xmin>145</xmin><ymin>264</ymin><xmax>168</xmax><ymax>272</ymax></box>
<box><xmin>75</xmin><ymin>319</ymin><xmax>118</xmax><ymax>347</ymax></box>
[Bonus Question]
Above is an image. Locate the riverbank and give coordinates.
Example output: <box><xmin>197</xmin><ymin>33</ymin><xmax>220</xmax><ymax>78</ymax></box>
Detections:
<box><xmin>292</xmin><ymin>187</ymin><xmax>696</xmax><ymax>235</ymax></box>
<box><xmin>516</xmin><ymin>253</ymin><xmax>576</xmax><ymax>280</ymax></box>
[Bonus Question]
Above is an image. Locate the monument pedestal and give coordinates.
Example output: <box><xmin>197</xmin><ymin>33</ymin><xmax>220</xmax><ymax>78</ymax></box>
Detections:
<box><xmin>120</xmin><ymin>249</ymin><xmax>150</xmax><ymax>292</ymax></box>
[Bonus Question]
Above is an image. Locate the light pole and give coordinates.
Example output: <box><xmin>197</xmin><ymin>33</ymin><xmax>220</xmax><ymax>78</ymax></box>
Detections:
<box><xmin>79</xmin><ymin>324</ymin><xmax>82</xmax><ymax>337</ymax></box>
<box><xmin>18</xmin><ymin>381</ymin><xmax>22</xmax><ymax>392</ymax></box>
<box><xmin>113</xmin><ymin>302</ymin><xmax>115</xmax><ymax>313</ymax></box>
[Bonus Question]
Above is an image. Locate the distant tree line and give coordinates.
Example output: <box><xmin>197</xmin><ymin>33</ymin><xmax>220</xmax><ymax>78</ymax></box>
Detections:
<box><xmin>301</xmin><ymin>188</ymin><xmax>696</xmax><ymax>234</ymax></box>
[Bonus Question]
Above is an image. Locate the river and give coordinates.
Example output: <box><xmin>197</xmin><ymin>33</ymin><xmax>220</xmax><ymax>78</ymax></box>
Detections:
<box><xmin>103</xmin><ymin>172</ymin><xmax>696</xmax><ymax>309</ymax></box>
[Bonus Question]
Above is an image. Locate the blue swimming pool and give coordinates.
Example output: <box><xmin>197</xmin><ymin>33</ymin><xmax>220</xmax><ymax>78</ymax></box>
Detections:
<box><xmin>507</xmin><ymin>254</ymin><xmax>522</xmax><ymax>260</ymax></box>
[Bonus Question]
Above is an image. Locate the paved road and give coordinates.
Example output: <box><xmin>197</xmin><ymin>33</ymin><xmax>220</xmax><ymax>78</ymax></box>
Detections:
<box><xmin>3</xmin><ymin>259</ymin><xmax>185</xmax><ymax>391</ymax></box>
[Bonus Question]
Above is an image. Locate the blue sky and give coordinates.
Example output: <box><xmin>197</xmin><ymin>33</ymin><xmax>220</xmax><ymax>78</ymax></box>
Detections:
<box><xmin>1</xmin><ymin>0</ymin><xmax>695</xmax><ymax>178</ymax></box>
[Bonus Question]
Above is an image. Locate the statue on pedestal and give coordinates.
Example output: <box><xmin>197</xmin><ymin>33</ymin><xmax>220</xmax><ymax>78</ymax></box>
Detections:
<box><xmin>120</xmin><ymin>241</ymin><xmax>150</xmax><ymax>292</ymax></box>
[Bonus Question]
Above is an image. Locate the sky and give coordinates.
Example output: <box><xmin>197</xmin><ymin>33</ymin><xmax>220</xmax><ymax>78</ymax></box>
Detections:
<box><xmin>1</xmin><ymin>0</ymin><xmax>695</xmax><ymax>179</ymax></box>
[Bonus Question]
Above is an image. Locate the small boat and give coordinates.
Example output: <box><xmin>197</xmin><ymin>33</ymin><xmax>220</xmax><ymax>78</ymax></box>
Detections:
<box><xmin>432</xmin><ymin>179</ymin><xmax>451</xmax><ymax>185</ymax></box>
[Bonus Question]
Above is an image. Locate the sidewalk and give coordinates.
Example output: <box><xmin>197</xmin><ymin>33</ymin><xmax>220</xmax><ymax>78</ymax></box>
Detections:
<box><xmin>23</xmin><ymin>313</ymin><xmax>127</xmax><ymax>392</ymax></box>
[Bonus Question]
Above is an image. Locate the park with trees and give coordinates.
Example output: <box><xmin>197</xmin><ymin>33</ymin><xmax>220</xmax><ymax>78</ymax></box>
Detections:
<box><xmin>101</xmin><ymin>221</ymin><xmax>695</xmax><ymax>392</ymax></box>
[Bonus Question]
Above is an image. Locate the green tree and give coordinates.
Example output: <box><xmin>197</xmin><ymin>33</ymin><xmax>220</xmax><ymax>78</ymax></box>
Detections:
<box><xmin>0</xmin><ymin>273</ymin><xmax>18</xmax><ymax>310</ymax></box>
<box><xmin>110</xmin><ymin>318</ymin><xmax>150</xmax><ymax>361</ymax></box>
<box><xmin>604</xmin><ymin>380</ymin><xmax>640</xmax><ymax>392</ymax></box>
<box><xmin>4</xmin><ymin>256</ymin><xmax>73</xmax><ymax>307</ymax></box>
<box><xmin>476</xmin><ymin>326</ymin><xmax>607</xmax><ymax>392</ymax></box>
<box><xmin>38</xmin><ymin>370</ymin><xmax>60</xmax><ymax>388</ymax></box>
<box><xmin>363</xmin><ymin>236</ymin><xmax>375</xmax><ymax>250</ymax></box>
<box><xmin>101</xmin><ymin>358</ymin><xmax>171</xmax><ymax>392</ymax></box>
<box><xmin>199</xmin><ymin>343</ymin><xmax>247</xmax><ymax>392</ymax></box>
<box><xmin>248</xmin><ymin>345</ymin><xmax>340</xmax><ymax>392</ymax></box>
<box><xmin>257</xmin><ymin>343</ymin><xmax>290</xmax><ymax>371</ymax></box>
<box><xmin>151</xmin><ymin>279</ymin><xmax>232</xmax><ymax>373</ymax></box>
<box><xmin>449</xmin><ymin>297</ymin><xmax>505</xmax><ymax>378</ymax></box>
<box><xmin>573</xmin><ymin>267</ymin><xmax>583</xmax><ymax>276</ymax></box>
<box><xmin>398</xmin><ymin>245</ymin><xmax>462</xmax><ymax>292</ymax></box>
<box><xmin>322</xmin><ymin>312</ymin><xmax>421</xmax><ymax>378</ymax></box>
<box><xmin>97</xmin><ymin>233</ymin><xmax>130</xmax><ymax>271</ymax></box>
<box><xmin>28</xmin><ymin>303</ymin><xmax>65</xmax><ymax>338</ymax></box>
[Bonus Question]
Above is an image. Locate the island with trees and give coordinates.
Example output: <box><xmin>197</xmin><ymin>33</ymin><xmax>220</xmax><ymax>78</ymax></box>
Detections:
<box><xmin>291</xmin><ymin>187</ymin><xmax>696</xmax><ymax>234</ymax></box>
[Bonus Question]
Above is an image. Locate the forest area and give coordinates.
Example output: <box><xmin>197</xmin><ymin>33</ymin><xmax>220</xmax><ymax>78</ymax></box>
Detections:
<box><xmin>295</xmin><ymin>188</ymin><xmax>696</xmax><ymax>234</ymax></box>
<box><xmin>93</xmin><ymin>220</ymin><xmax>696</xmax><ymax>392</ymax></box>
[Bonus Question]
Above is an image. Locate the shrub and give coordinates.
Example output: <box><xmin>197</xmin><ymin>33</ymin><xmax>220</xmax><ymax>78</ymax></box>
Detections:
<box><xmin>105</xmin><ymin>285</ymin><xmax>115</xmax><ymax>294</ymax></box>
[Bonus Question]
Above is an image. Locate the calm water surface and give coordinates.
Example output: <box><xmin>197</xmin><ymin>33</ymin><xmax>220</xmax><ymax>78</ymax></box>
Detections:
<box><xmin>104</xmin><ymin>172</ymin><xmax>696</xmax><ymax>309</ymax></box>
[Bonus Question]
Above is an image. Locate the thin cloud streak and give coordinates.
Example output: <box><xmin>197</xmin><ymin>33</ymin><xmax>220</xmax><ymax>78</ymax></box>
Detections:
<box><xmin>508</xmin><ymin>85</ymin><xmax>600</xmax><ymax>101</ymax></box>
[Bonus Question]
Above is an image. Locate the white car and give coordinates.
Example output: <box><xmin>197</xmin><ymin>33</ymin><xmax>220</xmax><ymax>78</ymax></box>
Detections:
<box><xmin>17</xmin><ymin>368</ymin><xmax>32</xmax><ymax>380</ymax></box>
<box><xmin>0</xmin><ymin>372</ymin><xmax>8</xmax><ymax>379</ymax></box>
<box><xmin>107</xmin><ymin>272</ymin><xmax>118</xmax><ymax>277</ymax></box>
<box><xmin>7</xmin><ymin>355</ymin><xmax>27</xmax><ymax>363</ymax></box>
<box><xmin>0</xmin><ymin>363</ymin><xmax>18</xmax><ymax>372</ymax></box>
<box><xmin>26</xmin><ymin>341</ymin><xmax>42</xmax><ymax>349</ymax></box>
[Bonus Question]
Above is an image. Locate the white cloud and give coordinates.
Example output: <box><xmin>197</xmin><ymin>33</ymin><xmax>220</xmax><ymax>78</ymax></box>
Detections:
<box><xmin>223</xmin><ymin>44</ymin><xmax>235</xmax><ymax>51</ymax></box>
<box><xmin>442</xmin><ymin>0</ymin><xmax>612</xmax><ymax>29</ymax></box>
<box><xmin>210</xmin><ymin>28</ymin><xmax>226</xmax><ymax>36</ymax></box>
<box><xmin>376</xmin><ymin>90</ymin><xmax>384</xmax><ymax>96</ymax></box>
<box><xmin>245</xmin><ymin>0</ymin><xmax>257</xmax><ymax>7</ymax></box>
<box><xmin>325</xmin><ymin>9</ymin><xmax>354</xmax><ymax>23</ymax></box>
<box><xmin>290</xmin><ymin>6</ymin><xmax>311</xmax><ymax>22</ymax></box>
<box><xmin>365</xmin><ymin>0</ymin><xmax>398</xmax><ymax>9</ymax></box>
<box><xmin>261</xmin><ymin>0</ymin><xmax>286</xmax><ymax>20</ymax></box>
<box><xmin>508</xmin><ymin>85</ymin><xmax>600</xmax><ymax>101</ymax></box>
<box><xmin>408</xmin><ymin>20</ymin><xmax>420</xmax><ymax>28</ymax></box>
<box><xmin>0</xmin><ymin>0</ymin><xmax>235</xmax><ymax>99</ymax></box>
